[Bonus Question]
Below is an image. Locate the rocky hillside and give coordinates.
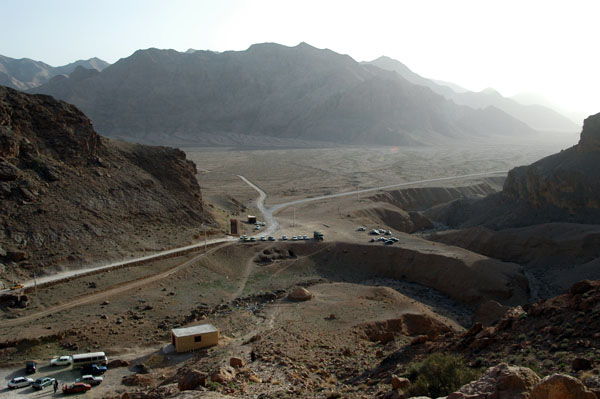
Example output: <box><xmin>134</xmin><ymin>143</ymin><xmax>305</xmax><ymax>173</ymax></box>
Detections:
<box><xmin>0</xmin><ymin>86</ymin><xmax>209</xmax><ymax>284</ymax></box>
<box><xmin>0</xmin><ymin>54</ymin><xmax>108</xmax><ymax>90</ymax></box>
<box><xmin>29</xmin><ymin>43</ymin><xmax>535</xmax><ymax>146</ymax></box>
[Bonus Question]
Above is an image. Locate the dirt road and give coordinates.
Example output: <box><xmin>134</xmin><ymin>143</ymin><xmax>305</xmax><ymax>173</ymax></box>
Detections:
<box><xmin>2</xmin><ymin>243</ymin><xmax>231</xmax><ymax>327</ymax></box>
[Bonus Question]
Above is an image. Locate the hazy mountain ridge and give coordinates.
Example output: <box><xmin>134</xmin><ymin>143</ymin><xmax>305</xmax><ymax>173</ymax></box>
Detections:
<box><xmin>29</xmin><ymin>42</ymin><xmax>535</xmax><ymax>146</ymax></box>
<box><xmin>366</xmin><ymin>56</ymin><xmax>580</xmax><ymax>132</ymax></box>
<box><xmin>0</xmin><ymin>54</ymin><xmax>109</xmax><ymax>91</ymax></box>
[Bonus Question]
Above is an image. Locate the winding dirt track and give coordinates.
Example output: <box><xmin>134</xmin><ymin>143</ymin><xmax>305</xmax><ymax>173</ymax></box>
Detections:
<box><xmin>2</xmin><ymin>243</ymin><xmax>231</xmax><ymax>327</ymax></box>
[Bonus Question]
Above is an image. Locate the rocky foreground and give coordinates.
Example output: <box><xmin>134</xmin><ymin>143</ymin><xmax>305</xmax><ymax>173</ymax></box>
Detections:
<box><xmin>97</xmin><ymin>279</ymin><xmax>600</xmax><ymax>399</ymax></box>
<box><xmin>0</xmin><ymin>86</ymin><xmax>211</xmax><ymax>284</ymax></box>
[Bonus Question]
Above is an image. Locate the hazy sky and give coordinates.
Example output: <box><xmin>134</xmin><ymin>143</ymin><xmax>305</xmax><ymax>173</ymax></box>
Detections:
<box><xmin>2</xmin><ymin>0</ymin><xmax>598</xmax><ymax>117</ymax></box>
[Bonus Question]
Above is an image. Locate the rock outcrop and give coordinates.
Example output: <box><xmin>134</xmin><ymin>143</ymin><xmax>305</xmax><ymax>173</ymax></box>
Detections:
<box><xmin>579</xmin><ymin>112</ymin><xmax>600</xmax><ymax>152</ymax></box>
<box><xmin>0</xmin><ymin>86</ymin><xmax>210</xmax><ymax>282</ymax></box>
<box><xmin>530</xmin><ymin>374</ymin><xmax>596</xmax><ymax>399</ymax></box>
<box><xmin>428</xmin><ymin>112</ymin><xmax>600</xmax><ymax>229</ymax></box>
<box><xmin>447</xmin><ymin>363</ymin><xmax>540</xmax><ymax>399</ymax></box>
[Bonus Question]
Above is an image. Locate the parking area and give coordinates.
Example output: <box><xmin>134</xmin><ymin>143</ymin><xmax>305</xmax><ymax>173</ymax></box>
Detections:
<box><xmin>1</xmin><ymin>363</ymin><xmax>128</xmax><ymax>398</ymax></box>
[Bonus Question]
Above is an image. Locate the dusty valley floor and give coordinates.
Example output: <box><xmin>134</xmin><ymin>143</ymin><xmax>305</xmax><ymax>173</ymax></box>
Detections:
<box><xmin>1</xmin><ymin>137</ymin><xmax>585</xmax><ymax>398</ymax></box>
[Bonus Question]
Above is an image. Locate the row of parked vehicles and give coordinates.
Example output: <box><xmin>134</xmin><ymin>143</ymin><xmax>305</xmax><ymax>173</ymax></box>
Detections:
<box><xmin>241</xmin><ymin>231</ymin><xmax>325</xmax><ymax>242</ymax></box>
<box><xmin>8</xmin><ymin>352</ymin><xmax>107</xmax><ymax>394</ymax></box>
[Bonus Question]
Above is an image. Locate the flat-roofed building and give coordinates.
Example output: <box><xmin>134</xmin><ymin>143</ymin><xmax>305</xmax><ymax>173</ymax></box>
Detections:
<box><xmin>171</xmin><ymin>324</ymin><xmax>219</xmax><ymax>352</ymax></box>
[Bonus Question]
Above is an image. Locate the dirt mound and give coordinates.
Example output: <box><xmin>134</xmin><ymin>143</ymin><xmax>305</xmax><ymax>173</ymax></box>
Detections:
<box><xmin>0</xmin><ymin>86</ymin><xmax>211</xmax><ymax>282</ymax></box>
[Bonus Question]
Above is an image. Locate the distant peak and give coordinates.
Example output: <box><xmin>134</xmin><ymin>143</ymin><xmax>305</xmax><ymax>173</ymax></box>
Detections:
<box><xmin>480</xmin><ymin>87</ymin><xmax>501</xmax><ymax>96</ymax></box>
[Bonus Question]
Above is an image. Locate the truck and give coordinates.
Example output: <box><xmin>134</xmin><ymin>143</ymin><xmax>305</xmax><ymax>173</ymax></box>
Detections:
<box><xmin>313</xmin><ymin>231</ymin><xmax>324</xmax><ymax>240</ymax></box>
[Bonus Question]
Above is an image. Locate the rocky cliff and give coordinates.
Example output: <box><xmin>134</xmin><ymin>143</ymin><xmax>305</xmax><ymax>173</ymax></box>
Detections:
<box><xmin>502</xmin><ymin>112</ymin><xmax>600</xmax><ymax>221</ymax></box>
<box><xmin>428</xmin><ymin>112</ymin><xmax>600</xmax><ymax>229</ymax></box>
<box><xmin>0</xmin><ymin>86</ymin><xmax>209</xmax><ymax>283</ymax></box>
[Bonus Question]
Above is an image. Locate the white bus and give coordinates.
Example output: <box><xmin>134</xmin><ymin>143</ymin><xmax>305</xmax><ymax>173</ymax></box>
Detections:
<box><xmin>71</xmin><ymin>351</ymin><xmax>107</xmax><ymax>367</ymax></box>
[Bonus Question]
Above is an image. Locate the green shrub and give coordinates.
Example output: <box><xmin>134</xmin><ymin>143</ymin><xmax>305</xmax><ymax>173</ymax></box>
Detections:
<box><xmin>406</xmin><ymin>353</ymin><xmax>481</xmax><ymax>398</ymax></box>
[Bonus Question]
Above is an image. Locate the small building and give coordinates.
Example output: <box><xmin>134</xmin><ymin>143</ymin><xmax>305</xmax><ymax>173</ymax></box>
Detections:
<box><xmin>230</xmin><ymin>218</ymin><xmax>240</xmax><ymax>236</ymax></box>
<box><xmin>171</xmin><ymin>324</ymin><xmax>219</xmax><ymax>353</ymax></box>
<box><xmin>247</xmin><ymin>215</ymin><xmax>257</xmax><ymax>224</ymax></box>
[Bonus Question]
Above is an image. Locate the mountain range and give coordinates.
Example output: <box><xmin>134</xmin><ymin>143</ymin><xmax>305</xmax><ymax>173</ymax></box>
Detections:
<box><xmin>365</xmin><ymin>56</ymin><xmax>580</xmax><ymax>132</ymax></box>
<box><xmin>27</xmin><ymin>43</ymin><xmax>537</xmax><ymax>146</ymax></box>
<box><xmin>0</xmin><ymin>54</ymin><xmax>109</xmax><ymax>91</ymax></box>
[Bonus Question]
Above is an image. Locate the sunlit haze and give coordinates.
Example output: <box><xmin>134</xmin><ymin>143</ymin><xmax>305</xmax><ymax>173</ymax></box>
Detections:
<box><xmin>2</xmin><ymin>0</ymin><xmax>598</xmax><ymax>117</ymax></box>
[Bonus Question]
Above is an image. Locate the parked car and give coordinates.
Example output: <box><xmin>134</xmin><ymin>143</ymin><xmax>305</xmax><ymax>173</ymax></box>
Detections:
<box><xmin>63</xmin><ymin>382</ymin><xmax>91</xmax><ymax>394</ymax></box>
<box><xmin>357</xmin><ymin>226</ymin><xmax>366</xmax><ymax>231</ymax></box>
<box><xmin>268</xmin><ymin>236</ymin><xmax>275</xmax><ymax>241</ymax></box>
<box><xmin>80</xmin><ymin>364</ymin><xmax>107</xmax><ymax>375</ymax></box>
<box><xmin>282</xmin><ymin>235</ymin><xmax>288</xmax><ymax>240</ymax></box>
<box><xmin>25</xmin><ymin>360</ymin><xmax>37</xmax><ymax>374</ymax></box>
<box><xmin>260</xmin><ymin>236</ymin><xmax>266</xmax><ymax>241</ymax></box>
<box><xmin>8</xmin><ymin>377</ymin><xmax>34</xmax><ymax>389</ymax></box>
<box><xmin>10</xmin><ymin>283</ymin><xmax>24</xmax><ymax>290</ymax></box>
<box><xmin>76</xmin><ymin>375</ymin><xmax>103</xmax><ymax>386</ymax></box>
<box><xmin>51</xmin><ymin>355</ymin><xmax>73</xmax><ymax>366</ymax></box>
<box><xmin>32</xmin><ymin>377</ymin><xmax>56</xmax><ymax>390</ymax></box>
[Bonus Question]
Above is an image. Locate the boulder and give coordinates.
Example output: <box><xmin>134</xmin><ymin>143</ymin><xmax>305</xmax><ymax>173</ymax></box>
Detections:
<box><xmin>121</xmin><ymin>373</ymin><xmax>155</xmax><ymax>387</ymax></box>
<box><xmin>7</xmin><ymin>250</ymin><xmax>27</xmax><ymax>262</ymax></box>
<box><xmin>448</xmin><ymin>363</ymin><xmax>540</xmax><ymax>399</ymax></box>
<box><xmin>288</xmin><ymin>287</ymin><xmax>313</xmax><ymax>301</ymax></box>
<box><xmin>229</xmin><ymin>357</ymin><xmax>245</xmax><ymax>368</ymax></box>
<box><xmin>0</xmin><ymin>160</ymin><xmax>19</xmax><ymax>181</ymax></box>
<box><xmin>410</xmin><ymin>335</ymin><xmax>428</xmax><ymax>345</ymax></box>
<box><xmin>392</xmin><ymin>376</ymin><xmax>411</xmax><ymax>390</ymax></box>
<box><xmin>531</xmin><ymin>374</ymin><xmax>596</xmax><ymax>399</ymax></box>
<box><xmin>178</xmin><ymin>370</ymin><xmax>207</xmax><ymax>391</ymax></box>
<box><xmin>571</xmin><ymin>280</ymin><xmax>594</xmax><ymax>295</ymax></box>
<box><xmin>108</xmin><ymin>359</ymin><xmax>130</xmax><ymax>368</ymax></box>
<box><xmin>572</xmin><ymin>358</ymin><xmax>592</xmax><ymax>372</ymax></box>
<box><xmin>210</xmin><ymin>366</ymin><xmax>236</xmax><ymax>384</ymax></box>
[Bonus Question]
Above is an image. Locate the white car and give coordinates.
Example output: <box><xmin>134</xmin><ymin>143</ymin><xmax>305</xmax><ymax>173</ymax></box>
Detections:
<box><xmin>260</xmin><ymin>236</ymin><xmax>266</xmax><ymax>241</ymax></box>
<box><xmin>282</xmin><ymin>235</ymin><xmax>288</xmax><ymax>240</ymax></box>
<box><xmin>51</xmin><ymin>355</ymin><xmax>73</xmax><ymax>366</ymax></box>
<box><xmin>8</xmin><ymin>377</ymin><xmax>34</xmax><ymax>389</ymax></box>
<box><xmin>76</xmin><ymin>374</ymin><xmax>103</xmax><ymax>386</ymax></box>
